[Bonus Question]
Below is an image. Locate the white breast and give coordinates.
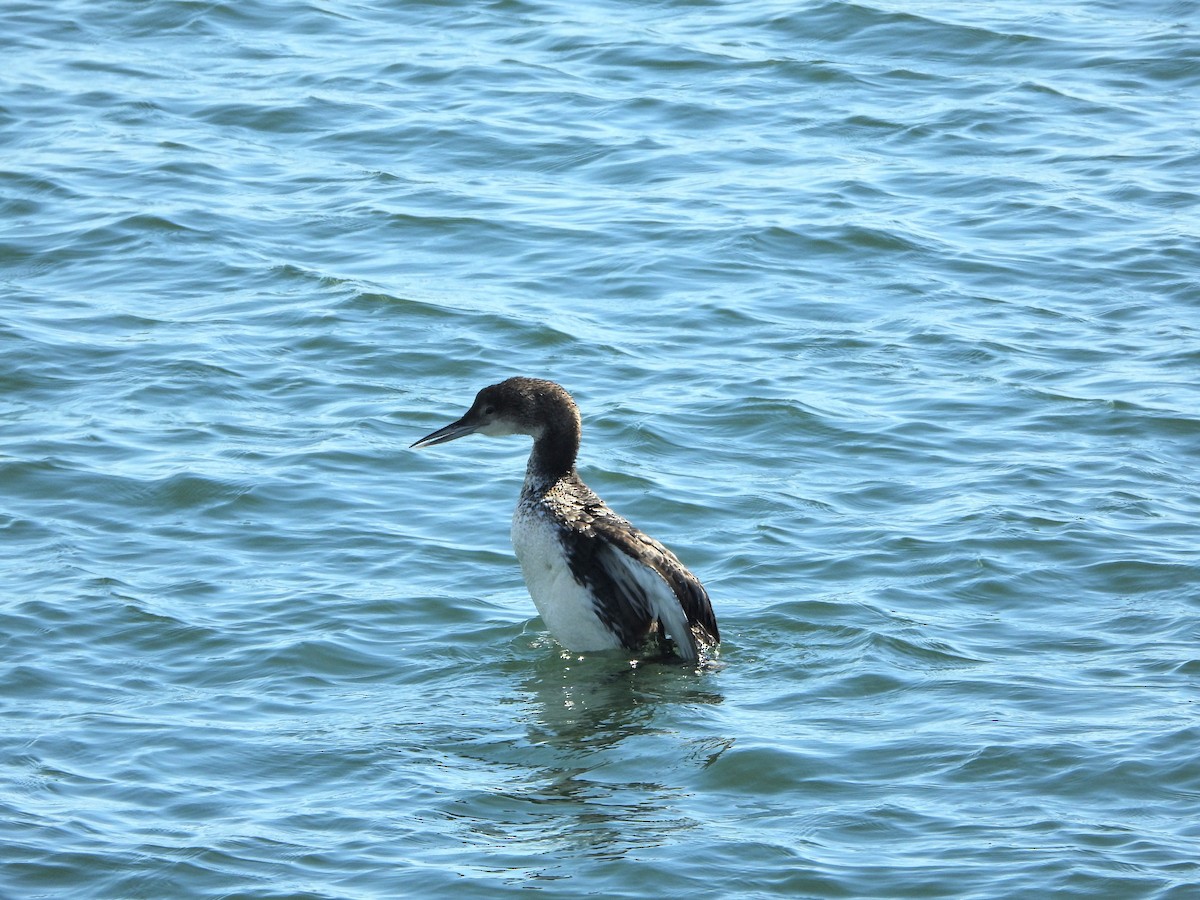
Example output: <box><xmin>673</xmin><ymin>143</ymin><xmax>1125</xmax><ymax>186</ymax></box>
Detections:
<box><xmin>510</xmin><ymin>502</ymin><xmax>625</xmax><ymax>652</ymax></box>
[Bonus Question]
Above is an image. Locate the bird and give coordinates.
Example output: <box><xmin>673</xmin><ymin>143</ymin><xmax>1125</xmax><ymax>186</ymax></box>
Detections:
<box><xmin>411</xmin><ymin>377</ymin><xmax>719</xmax><ymax>662</ymax></box>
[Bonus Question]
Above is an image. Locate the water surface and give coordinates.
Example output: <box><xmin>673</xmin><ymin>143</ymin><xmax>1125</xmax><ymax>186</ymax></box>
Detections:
<box><xmin>3</xmin><ymin>0</ymin><xmax>1199</xmax><ymax>897</ymax></box>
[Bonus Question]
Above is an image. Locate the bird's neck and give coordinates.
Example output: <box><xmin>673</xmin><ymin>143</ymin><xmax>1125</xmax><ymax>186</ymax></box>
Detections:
<box><xmin>525</xmin><ymin>422</ymin><xmax>579</xmax><ymax>493</ymax></box>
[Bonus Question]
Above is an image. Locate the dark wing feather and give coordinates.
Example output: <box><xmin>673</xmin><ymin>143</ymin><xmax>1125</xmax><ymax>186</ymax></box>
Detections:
<box><xmin>557</xmin><ymin>512</ymin><xmax>656</xmax><ymax>650</ymax></box>
<box><xmin>549</xmin><ymin>473</ymin><xmax>719</xmax><ymax>660</ymax></box>
<box><xmin>591</xmin><ymin>518</ymin><xmax>720</xmax><ymax>660</ymax></box>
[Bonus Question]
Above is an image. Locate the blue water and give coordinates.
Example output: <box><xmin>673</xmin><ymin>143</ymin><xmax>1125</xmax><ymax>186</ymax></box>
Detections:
<box><xmin>3</xmin><ymin>0</ymin><xmax>1199</xmax><ymax>897</ymax></box>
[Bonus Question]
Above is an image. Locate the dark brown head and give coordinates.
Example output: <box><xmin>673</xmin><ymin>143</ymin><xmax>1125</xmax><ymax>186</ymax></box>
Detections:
<box><xmin>411</xmin><ymin>378</ymin><xmax>582</xmax><ymax>475</ymax></box>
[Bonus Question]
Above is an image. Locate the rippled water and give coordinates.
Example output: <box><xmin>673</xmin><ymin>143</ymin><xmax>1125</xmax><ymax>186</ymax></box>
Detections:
<box><xmin>4</xmin><ymin>0</ymin><xmax>1199</xmax><ymax>896</ymax></box>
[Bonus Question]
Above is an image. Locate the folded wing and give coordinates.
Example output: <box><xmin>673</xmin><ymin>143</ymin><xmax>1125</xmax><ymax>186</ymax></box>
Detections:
<box><xmin>565</xmin><ymin>514</ymin><xmax>718</xmax><ymax>662</ymax></box>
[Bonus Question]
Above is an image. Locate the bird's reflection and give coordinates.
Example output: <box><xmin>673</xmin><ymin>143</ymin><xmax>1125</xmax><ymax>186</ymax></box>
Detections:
<box><xmin>472</xmin><ymin>644</ymin><xmax>730</xmax><ymax>873</ymax></box>
<box><xmin>424</xmin><ymin>633</ymin><xmax>733</xmax><ymax>883</ymax></box>
<box><xmin>519</xmin><ymin>643</ymin><xmax>723</xmax><ymax>749</ymax></box>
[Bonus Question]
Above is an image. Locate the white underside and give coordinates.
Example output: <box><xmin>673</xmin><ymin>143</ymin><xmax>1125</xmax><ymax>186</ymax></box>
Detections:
<box><xmin>510</xmin><ymin>498</ymin><xmax>699</xmax><ymax>658</ymax></box>
<box><xmin>510</xmin><ymin>503</ymin><xmax>625</xmax><ymax>652</ymax></box>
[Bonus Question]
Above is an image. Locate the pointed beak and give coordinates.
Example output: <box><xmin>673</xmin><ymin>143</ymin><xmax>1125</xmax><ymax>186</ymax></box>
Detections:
<box><xmin>410</xmin><ymin>415</ymin><xmax>479</xmax><ymax>449</ymax></box>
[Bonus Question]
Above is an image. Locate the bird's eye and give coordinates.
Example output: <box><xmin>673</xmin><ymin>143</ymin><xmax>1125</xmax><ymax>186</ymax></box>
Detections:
<box><xmin>483</xmin><ymin>405</ymin><xmax>495</xmax><ymax>416</ymax></box>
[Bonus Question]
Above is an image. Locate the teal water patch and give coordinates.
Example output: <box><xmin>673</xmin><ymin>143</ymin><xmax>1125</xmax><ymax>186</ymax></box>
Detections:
<box><xmin>3</xmin><ymin>0</ymin><xmax>1199</xmax><ymax>896</ymax></box>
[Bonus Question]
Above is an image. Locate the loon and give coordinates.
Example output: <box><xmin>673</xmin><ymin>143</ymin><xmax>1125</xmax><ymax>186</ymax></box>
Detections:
<box><xmin>411</xmin><ymin>377</ymin><xmax>720</xmax><ymax>662</ymax></box>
